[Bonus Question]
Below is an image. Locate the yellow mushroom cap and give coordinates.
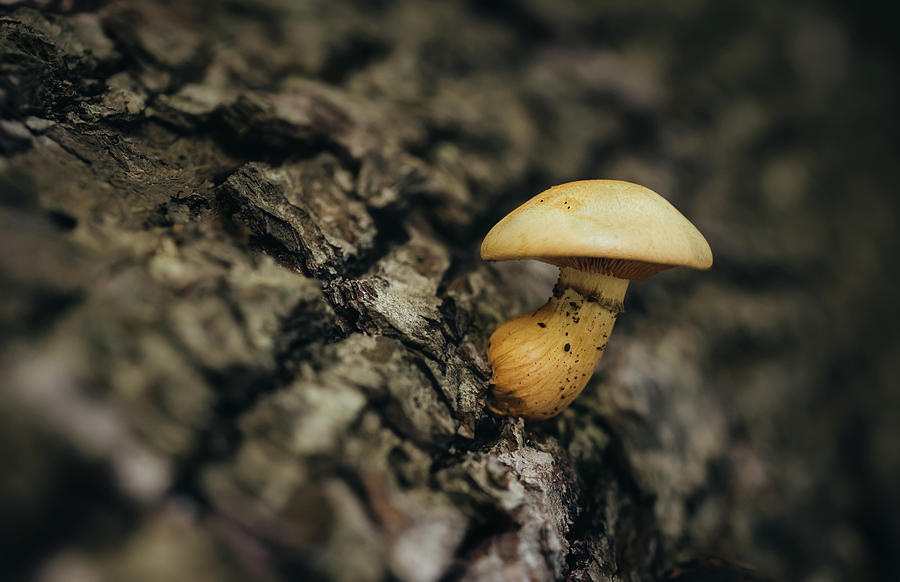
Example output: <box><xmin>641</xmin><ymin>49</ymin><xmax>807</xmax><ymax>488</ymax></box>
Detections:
<box><xmin>480</xmin><ymin>180</ymin><xmax>712</xmax><ymax>280</ymax></box>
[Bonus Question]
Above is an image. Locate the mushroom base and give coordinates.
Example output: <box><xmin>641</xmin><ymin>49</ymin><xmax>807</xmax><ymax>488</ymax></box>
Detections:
<box><xmin>487</xmin><ymin>268</ymin><xmax>628</xmax><ymax>419</ymax></box>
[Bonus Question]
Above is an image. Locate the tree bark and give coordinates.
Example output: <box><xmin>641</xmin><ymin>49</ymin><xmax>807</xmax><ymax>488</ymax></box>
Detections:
<box><xmin>2</xmin><ymin>2</ymin><xmax>898</xmax><ymax>582</ymax></box>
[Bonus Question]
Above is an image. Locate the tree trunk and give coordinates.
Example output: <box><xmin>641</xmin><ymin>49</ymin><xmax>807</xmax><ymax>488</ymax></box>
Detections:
<box><xmin>2</xmin><ymin>2</ymin><xmax>898</xmax><ymax>581</ymax></box>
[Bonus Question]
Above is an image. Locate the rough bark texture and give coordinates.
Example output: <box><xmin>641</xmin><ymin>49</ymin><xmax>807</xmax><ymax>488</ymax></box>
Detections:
<box><xmin>2</xmin><ymin>2</ymin><xmax>899</xmax><ymax>582</ymax></box>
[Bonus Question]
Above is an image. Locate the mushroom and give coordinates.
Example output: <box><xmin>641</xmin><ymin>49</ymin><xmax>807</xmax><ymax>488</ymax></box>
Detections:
<box><xmin>481</xmin><ymin>180</ymin><xmax>712</xmax><ymax>419</ymax></box>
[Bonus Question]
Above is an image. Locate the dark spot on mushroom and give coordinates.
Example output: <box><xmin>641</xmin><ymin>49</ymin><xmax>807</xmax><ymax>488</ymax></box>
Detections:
<box><xmin>537</xmin><ymin>322</ymin><xmax>546</xmax><ymax>328</ymax></box>
<box><xmin>565</xmin><ymin>332</ymin><xmax>568</xmax><ymax>336</ymax></box>
<box><xmin>564</xmin><ymin>343</ymin><xmax>570</xmax><ymax>352</ymax></box>
<box><xmin>596</xmin><ymin>345</ymin><xmax>605</xmax><ymax>350</ymax></box>
<box><xmin>565</xmin><ymin>311</ymin><xmax>570</xmax><ymax>317</ymax></box>
<box><xmin>573</xmin><ymin>317</ymin><xmax>580</xmax><ymax>323</ymax></box>
<box><xmin>569</xmin><ymin>301</ymin><xmax>579</xmax><ymax>310</ymax></box>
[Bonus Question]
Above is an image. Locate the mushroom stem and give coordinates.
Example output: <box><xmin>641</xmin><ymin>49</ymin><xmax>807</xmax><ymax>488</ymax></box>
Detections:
<box><xmin>487</xmin><ymin>267</ymin><xmax>628</xmax><ymax>419</ymax></box>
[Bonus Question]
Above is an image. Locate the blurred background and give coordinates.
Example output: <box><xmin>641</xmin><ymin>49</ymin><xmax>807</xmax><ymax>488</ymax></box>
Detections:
<box><xmin>1</xmin><ymin>1</ymin><xmax>899</xmax><ymax>581</ymax></box>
